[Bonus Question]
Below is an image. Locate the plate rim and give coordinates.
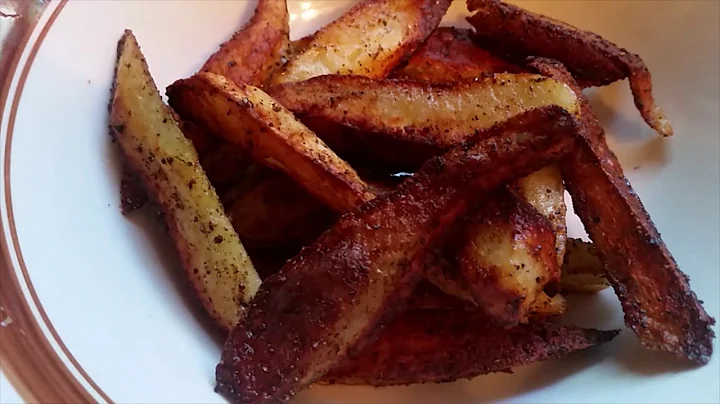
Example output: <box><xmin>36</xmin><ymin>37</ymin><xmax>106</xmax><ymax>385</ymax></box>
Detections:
<box><xmin>0</xmin><ymin>1</ymin><xmax>111</xmax><ymax>402</ymax></box>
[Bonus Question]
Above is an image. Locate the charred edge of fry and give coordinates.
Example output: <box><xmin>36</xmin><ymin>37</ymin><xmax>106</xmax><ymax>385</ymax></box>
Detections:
<box><xmin>528</xmin><ymin>57</ymin><xmax>714</xmax><ymax>364</ymax></box>
<box><xmin>215</xmin><ymin>106</ymin><xmax>578</xmax><ymax>403</ymax></box>
<box><xmin>323</xmin><ymin>311</ymin><xmax>620</xmax><ymax>386</ymax></box>
<box><xmin>466</xmin><ymin>0</ymin><xmax>672</xmax><ymax>137</ymax></box>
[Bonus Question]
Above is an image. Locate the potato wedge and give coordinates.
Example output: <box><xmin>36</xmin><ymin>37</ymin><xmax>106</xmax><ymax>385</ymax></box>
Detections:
<box><xmin>392</xmin><ymin>27</ymin><xmax>524</xmax><ymax>83</ymax></box>
<box><xmin>109</xmin><ymin>30</ymin><xmax>261</xmax><ymax>331</ymax></box>
<box><xmin>323</xmin><ymin>311</ymin><xmax>619</xmax><ymax>386</ymax></box>
<box><xmin>559</xmin><ymin>239</ymin><xmax>610</xmax><ymax>294</ymax></box>
<box><xmin>511</xmin><ymin>165</ymin><xmax>567</xmax><ymax>266</ymax></box>
<box><xmin>529</xmin><ymin>57</ymin><xmax>714</xmax><ymax>363</ymax></box>
<box><xmin>467</xmin><ymin>0</ymin><xmax>673</xmax><ymax>137</ymax></box>
<box><xmin>459</xmin><ymin>189</ymin><xmax>560</xmax><ymax>325</ymax></box>
<box><xmin>269</xmin><ymin>73</ymin><xmax>580</xmax><ymax>170</ymax></box>
<box><xmin>225</xmin><ymin>170</ymin><xmax>336</xmax><ymax>249</ymax></box>
<box><xmin>200</xmin><ymin>0</ymin><xmax>289</xmax><ymax>88</ymax></box>
<box><xmin>271</xmin><ymin>0</ymin><xmax>451</xmax><ymax>84</ymax></box>
<box><xmin>167</xmin><ymin>72</ymin><xmax>374</xmax><ymax>212</ymax></box>
<box><xmin>215</xmin><ymin>107</ymin><xmax>578</xmax><ymax>403</ymax></box>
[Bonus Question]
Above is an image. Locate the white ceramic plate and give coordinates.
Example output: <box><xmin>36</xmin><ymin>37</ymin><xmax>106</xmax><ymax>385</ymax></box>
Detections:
<box><xmin>1</xmin><ymin>1</ymin><xmax>718</xmax><ymax>403</ymax></box>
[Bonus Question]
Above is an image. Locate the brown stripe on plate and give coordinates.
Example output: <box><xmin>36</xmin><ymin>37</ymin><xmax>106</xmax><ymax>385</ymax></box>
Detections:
<box><xmin>0</xmin><ymin>1</ymin><xmax>113</xmax><ymax>402</ymax></box>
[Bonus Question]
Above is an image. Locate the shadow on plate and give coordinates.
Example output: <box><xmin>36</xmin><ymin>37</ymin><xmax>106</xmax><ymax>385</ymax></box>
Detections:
<box><xmin>104</xmin><ymin>136</ymin><xmax>227</xmax><ymax>348</ymax></box>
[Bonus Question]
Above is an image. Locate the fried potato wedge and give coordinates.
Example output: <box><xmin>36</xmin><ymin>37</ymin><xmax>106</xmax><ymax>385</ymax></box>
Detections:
<box><xmin>269</xmin><ymin>73</ymin><xmax>580</xmax><ymax>170</ymax></box>
<box><xmin>225</xmin><ymin>170</ymin><xmax>336</xmax><ymax>249</ymax></box>
<box><xmin>559</xmin><ymin>239</ymin><xmax>610</xmax><ymax>294</ymax></box>
<box><xmin>167</xmin><ymin>72</ymin><xmax>374</xmax><ymax>212</ymax></box>
<box><xmin>459</xmin><ymin>189</ymin><xmax>561</xmax><ymax>325</ymax></box>
<box><xmin>530</xmin><ymin>57</ymin><xmax>715</xmax><ymax>363</ymax></box>
<box><xmin>392</xmin><ymin>27</ymin><xmax>524</xmax><ymax>83</ymax></box>
<box><xmin>215</xmin><ymin>107</ymin><xmax>577</xmax><ymax>403</ymax></box>
<box><xmin>271</xmin><ymin>0</ymin><xmax>451</xmax><ymax>84</ymax></box>
<box><xmin>511</xmin><ymin>165</ymin><xmax>567</xmax><ymax>266</ymax></box>
<box><xmin>467</xmin><ymin>0</ymin><xmax>673</xmax><ymax>137</ymax></box>
<box><xmin>200</xmin><ymin>0</ymin><xmax>289</xmax><ymax>87</ymax></box>
<box><xmin>323</xmin><ymin>311</ymin><xmax>619</xmax><ymax>386</ymax></box>
<box><xmin>109</xmin><ymin>30</ymin><xmax>261</xmax><ymax>331</ymax></box>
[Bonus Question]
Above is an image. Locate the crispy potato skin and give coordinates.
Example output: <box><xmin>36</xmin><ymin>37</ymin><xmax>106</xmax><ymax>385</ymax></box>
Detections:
<box><xmin>215</xmin><ymin>107</ymin><xmax>577</xmax><ymax>403</ymax></box>
<box><xmin>200</xmin><ymin>0</ymin><xmax>289</xmax><ymax>87</ymax></box>
<box><xmin>167</xmin><ymin>73</ymin><xmax>374</xmax><ymax>212</ymax></box>
<box><xmin>467</xmin><ymin>0</ymin><xmax>672</xmax><ymax>137</ymax></box>
<box><xmin>392</xmin><ymin>27</ymin><xmax>524</xmax><ymax>82</ymax></box>
<box><xmin>269</xmin><ymin>73</ymin><xmax>579</xmax><ymax>171</ymax></box>
<box><xmin>530</xmin><ymin>57</ymin><xmax>715</xmax><ymax>363</ymax></box>
<box><xmin>459</xmin><ymin>189</ymin><xmax>560</xmax><ymax>325</ymax></box>
<box><xmin>559</xmin><ymin>239</ymin><xmax>610</xmax><ymax>294</ymax></box>
<box><xmin>225</xmin><ymin>170</ymin><xmax>336</xmax><ymax>249</ymax></box>
<box><xmin>272</xmin><ymin>0</ymin><xmax>451</xmax><ymax>84</ymax></box>
<box><xmin>323</xmin><ymin>311</ymin><xmax>619</xmax><ymax>386</ymax></box>
<box><xmin>109</xmin><ymin>31</ymin><xmax>261</xmax><ymax>331</ymax></box>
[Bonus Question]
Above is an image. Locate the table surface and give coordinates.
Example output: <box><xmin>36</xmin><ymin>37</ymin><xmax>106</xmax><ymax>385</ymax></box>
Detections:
<box><xmin>1</xmin><ymin>2</ymin><xmax>49</xmax><ymax>402</ymax></box>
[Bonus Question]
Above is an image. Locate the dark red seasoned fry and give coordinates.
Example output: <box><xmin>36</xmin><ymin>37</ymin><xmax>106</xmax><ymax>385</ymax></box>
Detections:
<box><xmin>528</xmin><ymin>57</ymin><xmax>715</xmax><ymax>364</ymax></box>
<box><xmin>467</xmin><ymin>0</ymin><xmax>673</xmax><ymax>137</ymax></box>
<box><xmin>268</xmin><ymin>73</ymin><xmax>579</xmax><ymax>172</ymax></box>
<box><xmin>392</xmin><ymin>26</ymin><xmax>524</xmax><ymax>83</ymax></box>
<box><xmin>324</xmin><ymin>310</ymin><xmax>619</xmax><ymax>386</ymax></box>
<box><xmin>200</xmin><ymin>0</ymin><xmax>289</xmax><ymax>88</ymax></box>
<box><xmin>215</xmin><ymin>106</ymin><xmax>578</xmax><ymax>404</ymax></box>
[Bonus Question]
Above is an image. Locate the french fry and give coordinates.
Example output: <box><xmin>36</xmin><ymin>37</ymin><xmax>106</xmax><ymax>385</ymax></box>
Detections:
<box><xmin>529</xmin><ymin>57</ymin><xmax>714</xmax><ymax>364</ymax></box>
<box><xmin>269</xmin><ymin>73</ymin><xmax>580</xmax><ymax>171</ymax></box>
<box><xmin>271</xmin><ymin>0</ymin><xmax>451</xmax><ymax>84</ymax></box>
<box><xmin>109</xmin><ymin>30</ymin><xmax>261</xmax><ymax>331</ymax></box>
<box><xmin>167</xmin><ymin>72</ymin><xmax>375</xmax><ymax>212</ymax></box>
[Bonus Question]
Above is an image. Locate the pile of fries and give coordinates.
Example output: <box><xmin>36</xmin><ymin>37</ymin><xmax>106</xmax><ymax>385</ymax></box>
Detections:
<box><xmin>108</xmin><ymin>0</ymin><xmax>715</xmax><ymax>403</ymax></box>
